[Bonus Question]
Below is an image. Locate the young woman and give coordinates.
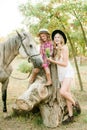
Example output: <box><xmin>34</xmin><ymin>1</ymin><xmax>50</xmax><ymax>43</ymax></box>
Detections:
<box><xmin>47</xmin><ymin>29</ymin><xmax>81</xmax><ymax>124</ymax></box>
<box><xmin>29</xmin><ymin>29</ymin><xmax>53</xmax><ymax>86</ymax></box>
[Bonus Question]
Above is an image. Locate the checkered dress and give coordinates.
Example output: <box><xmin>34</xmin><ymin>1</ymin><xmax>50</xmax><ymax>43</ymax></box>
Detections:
<box><xmin>40</xmin><ymin>41</ymin><xmax>53</xmax><ymax>66</ymax></box>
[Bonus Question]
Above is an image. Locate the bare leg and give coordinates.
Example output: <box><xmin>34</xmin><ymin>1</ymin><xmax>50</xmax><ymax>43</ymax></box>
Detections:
<box><xmin>44</xmin><ymin>67</ymin><xmax>52</xmax><ymax>86</ymax></box>
<box><xmin>29</xmin><ymin>68</ymin><xmax>40</xmax><ymax>84</ymax></box>
<box><xmin>60</xmin><ymin>78</ymin><xmax>75</xmax><ymax>106</ymax></box>
<box><xmin>60</xmin><ymin>78</ymin><xmax>75</xmax><ymax>124</ymax></box>
<box><xmin>63</xmin><ymin>80</ymin><xmax>74</xmax><ymax>117</ymax></box>
<box><xmin>66</xmin><ymin>100</ymin><xmax>73</xmax><ymax>117</ymax></box>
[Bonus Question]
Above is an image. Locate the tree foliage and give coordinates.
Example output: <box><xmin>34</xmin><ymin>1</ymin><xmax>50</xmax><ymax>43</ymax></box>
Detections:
<box><xmin>19</xmin><ymin>0</ymin><xmax>87</xmax><ymax>56</ymax></box>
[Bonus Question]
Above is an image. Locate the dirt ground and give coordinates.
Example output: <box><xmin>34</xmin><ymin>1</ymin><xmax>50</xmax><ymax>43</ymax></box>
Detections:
<box><xmin>0</xmin><ymin>57</ymin><xmax>87</xmax><ymax>130</ymax></box>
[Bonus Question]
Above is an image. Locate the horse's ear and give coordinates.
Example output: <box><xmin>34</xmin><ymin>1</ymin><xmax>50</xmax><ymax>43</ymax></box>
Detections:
<box><xmin>16</xmin><ymin>30</ymin><xmax>22</xmax><ymax>39</ymax></box>
<box><xmin>23</xmin><ymin>32</ymin><xmax>27</xmax><ymax>37</ymax></box>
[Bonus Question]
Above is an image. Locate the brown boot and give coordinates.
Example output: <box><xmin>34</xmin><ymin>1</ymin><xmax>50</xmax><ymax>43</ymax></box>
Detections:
<box><xmin>73</xmin><ymin>101</ymin><xmax>81</xmax><ymax>114</ymax></box>
<box><xmin>62</xmin><ymin>115</ymin><xmax>74</xmax><ymax>125</ymax></box>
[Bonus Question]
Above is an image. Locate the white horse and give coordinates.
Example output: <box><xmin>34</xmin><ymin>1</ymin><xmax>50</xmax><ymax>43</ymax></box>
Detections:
<box><xmin>0</xmin><ymin>31</ymin><xmax>43</xmax><ymax>113</ymax></box>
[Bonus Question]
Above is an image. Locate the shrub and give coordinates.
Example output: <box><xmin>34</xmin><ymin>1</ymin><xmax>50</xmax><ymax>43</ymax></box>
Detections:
<box><xmin>18</xmin><ymin>61</ymin><xmax>33</xmax><ymax>73</ymax></box>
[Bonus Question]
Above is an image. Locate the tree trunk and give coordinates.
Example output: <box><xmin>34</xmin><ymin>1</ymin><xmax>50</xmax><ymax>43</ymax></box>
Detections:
<box><xmin>12</xmin><ymin>64</ymin><xmax>67</xmax><ymax>128</ymax></box>
<box><xmin>13</xmin><ymin>76</ymin><xmax>52</xmax><ymax>111</ymax></box>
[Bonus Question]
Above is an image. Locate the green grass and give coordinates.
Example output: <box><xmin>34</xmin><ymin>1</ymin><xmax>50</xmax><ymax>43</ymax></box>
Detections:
<box><xmin>0</xmin><ymin>60</ymin><xmax>87</xmax><ymax>130</ymax></box>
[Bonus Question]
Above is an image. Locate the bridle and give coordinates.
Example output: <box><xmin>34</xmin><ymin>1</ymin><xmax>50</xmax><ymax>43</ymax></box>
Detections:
<box><xmin>4</xmin><ymin>33</ymin><xmax>41</xmax><ymax>80</ymax></box>
<box><xmin>20</xmin><ymin>35</ymin><xmax>40</xmax><ymax>62</ymax></box>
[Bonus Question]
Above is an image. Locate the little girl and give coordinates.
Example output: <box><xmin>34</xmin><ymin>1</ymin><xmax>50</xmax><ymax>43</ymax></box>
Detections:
<box><xmin>39</xmin><ymin>29</ymin><xmax>53</xmax><ymax>86</ymax></box>
<box><xmin>47</xmin><ymin>29</ymin><xmax>81</xmax><ymax>124</ymax></box>
<box><xmin>29</xmin><ymin>29</ymin><xmax>53</xmax><ymax>86</ymax></box>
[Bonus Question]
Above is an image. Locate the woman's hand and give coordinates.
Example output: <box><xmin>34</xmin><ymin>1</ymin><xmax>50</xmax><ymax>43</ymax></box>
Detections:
<box><xmin>47</xmin><ymin>57</ymin><xmax>57</xmax><ymax>65</ymax></box>
<box><xmin>47</xmin><ymin>57</ymin><xmax>54</xmax><ymax>63</ymax></box>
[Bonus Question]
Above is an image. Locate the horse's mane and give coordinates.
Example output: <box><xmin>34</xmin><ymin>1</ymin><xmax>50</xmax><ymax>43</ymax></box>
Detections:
<box><xmin>4</xmin><ymin>34</ymin><xmax>20</xmax><ymax>53</ymax></box>
<box><xmin>0</xmin><ymin>34</ymin><xmax>21</xmax><ymax>67</ymax></box>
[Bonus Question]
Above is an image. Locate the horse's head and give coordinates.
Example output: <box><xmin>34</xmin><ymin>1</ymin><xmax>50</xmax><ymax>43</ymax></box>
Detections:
<box><xmin>16</xmin><ymin>31</ymin><xmax>43</xmax><ymax>68</ymax></box>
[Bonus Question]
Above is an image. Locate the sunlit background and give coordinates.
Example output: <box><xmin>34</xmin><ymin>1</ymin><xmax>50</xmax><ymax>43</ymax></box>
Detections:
<box><xmin>0</xmin><ymin>0</ymin><xmax>41</xmax><ymax>37</ymax></box>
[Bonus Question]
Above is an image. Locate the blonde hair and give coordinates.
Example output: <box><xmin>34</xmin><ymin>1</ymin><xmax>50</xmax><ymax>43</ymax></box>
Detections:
<box><xmin>39</xmin><ymin>33</ymin><xmax>51</xmax><ymax>43</ymax></box>
<box><xmin>53</xmin><ymin>34</ymin><xmax>65</xmax><ymax>58</ymax></box>
<box><xmin>59</xmin><ymin>34</ymin><xmax>65</xmax><ymax>45</ymax></box>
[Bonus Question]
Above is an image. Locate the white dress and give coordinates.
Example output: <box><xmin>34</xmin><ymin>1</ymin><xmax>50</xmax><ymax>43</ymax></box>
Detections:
<box><xmin>56</xmin><ymin>55</ymin><xmax>74</xmax><ymax>82</ymax></box>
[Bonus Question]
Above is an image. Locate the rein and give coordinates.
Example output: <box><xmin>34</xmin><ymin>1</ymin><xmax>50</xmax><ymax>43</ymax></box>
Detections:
<box><xmin>9</xmin><ymin>70</ymin><xmax>32</xmax><ymax>80</ymax></box>
<box><xmin>5</xmin><ymin>34</ymin><xmax>40</xmax><ymax>80</ymax></box>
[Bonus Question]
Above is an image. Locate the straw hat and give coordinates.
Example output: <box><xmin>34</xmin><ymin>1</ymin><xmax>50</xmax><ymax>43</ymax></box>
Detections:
<box><xmin>38</xmin><ymin>29</ymin><xmax>50</xmax><ymax>36</ymax></box>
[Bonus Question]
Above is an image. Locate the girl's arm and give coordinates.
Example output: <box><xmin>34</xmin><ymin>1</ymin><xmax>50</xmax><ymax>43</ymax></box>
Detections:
<box><xmin>47</xmin><ymin>45</ymin><xmax>69</xmax><ymax>67</ymax></box>
<box><xmin>40</xmin><ymin>44</ymin><xmax>45</xmax><ymax>55</ymax></box>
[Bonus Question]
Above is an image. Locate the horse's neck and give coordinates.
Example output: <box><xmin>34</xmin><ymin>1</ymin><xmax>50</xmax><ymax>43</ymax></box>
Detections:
<box><xmin>3</xmin><ymin>37</ymin><xmax>20</xmax><ymax>67</ymax></box>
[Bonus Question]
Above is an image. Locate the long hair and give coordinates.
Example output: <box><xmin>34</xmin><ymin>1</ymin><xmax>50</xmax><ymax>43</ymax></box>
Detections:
<box><xmin>39</xmin><ymin>33</ymin><xmax>51</xmax><ymax>43</ymax></box>
<box><xmin>52</xmin><ymin>34</ymin><xmax>65</xmax><ymax>58</ymax></box>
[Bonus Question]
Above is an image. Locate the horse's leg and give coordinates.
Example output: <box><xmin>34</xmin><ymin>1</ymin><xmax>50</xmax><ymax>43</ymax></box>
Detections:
<box><xmin>1</xmin><ymin>78</ymin><xmax>9</xmax><ymax>112</ymax></box>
